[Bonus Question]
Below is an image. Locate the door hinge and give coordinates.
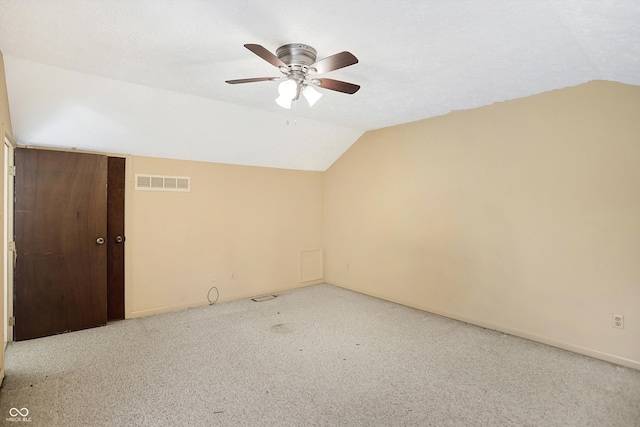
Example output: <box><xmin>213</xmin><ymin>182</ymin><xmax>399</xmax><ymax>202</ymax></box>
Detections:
<box><xmin>8</xmin><ymin>165</ymin><xmax>15</xmax><ymax>176</ymax></box>
<box><xmin>8</xmin><ymin>242</ymin><xmax>15</xmax><ymax>252</ymax></box>
<box><xmin>8</xmin><ymin>316</ymin><xmax>15</xmax><ymax>326</ymax></box>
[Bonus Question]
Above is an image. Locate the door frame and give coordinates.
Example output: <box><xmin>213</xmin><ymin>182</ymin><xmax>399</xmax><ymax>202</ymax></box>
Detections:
<box><xmin>3</xmin><ymin>134</ymin><xmax>14</xmax><ymax>343</ymax></box>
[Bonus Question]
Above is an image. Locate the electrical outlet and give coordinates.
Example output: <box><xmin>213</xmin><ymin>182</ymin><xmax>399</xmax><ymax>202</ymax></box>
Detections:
<box><xmin>613</xmin><ymin>314</ymin><xmax>624</xmax><ymax>329</ymax></box>
<box><xmin>230</xmin><ymin>271</ymin><xmax>235</xmax><ymax>280</ymax></box>
<box><xmin>211</xmin><ymin>274</ymin><xmax>216</xmax><ymax>282</ymax></box>
<box><xmin>346</xmin><ymin>263</ymin><xmax>350</xmax><ymax>270</ymax></box>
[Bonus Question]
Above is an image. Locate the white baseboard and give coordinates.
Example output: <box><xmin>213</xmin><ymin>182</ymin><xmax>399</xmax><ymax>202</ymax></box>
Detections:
<box><xmin>331</xmin><ymin>282</ymin><xmax>640</xmax><ymax>371</ymax></box>
<box><xmin>128</xmin><ymin>280</ymin><xmax>323</xmax><ymax>319</ymax></box>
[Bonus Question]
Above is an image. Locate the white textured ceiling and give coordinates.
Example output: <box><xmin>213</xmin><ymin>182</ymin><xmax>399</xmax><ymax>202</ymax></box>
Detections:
<box><xmin>1</xmin><ymin>0</ymin><xmax>639</xmax><ymax>171</ymax></box>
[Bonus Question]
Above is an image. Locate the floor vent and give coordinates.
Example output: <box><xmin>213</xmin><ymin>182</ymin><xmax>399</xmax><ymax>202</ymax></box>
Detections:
<box><xmin>135</xmin><ymin>174</ymin><xmax>190</xmax><ymax>192</ymax></box>
<box><xmin>252</xmin><ymin>295</ymin><xmax>277</xmax><ymax>302</ymax></box>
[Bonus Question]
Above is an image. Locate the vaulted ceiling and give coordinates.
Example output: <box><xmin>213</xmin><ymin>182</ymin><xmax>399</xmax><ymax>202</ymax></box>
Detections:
<box><xmin>1</xmin><ymin>0</ymin><xmax>639</xmax><ymax>171</ymax></box>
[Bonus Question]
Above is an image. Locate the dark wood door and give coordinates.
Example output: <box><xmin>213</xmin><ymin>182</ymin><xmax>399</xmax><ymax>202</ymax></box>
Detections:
<box><xmin>107</xmin><ymin>157</ymin><xmax>125</xmax><ymax>320</ymax></box>
<box><xmin>14</xmin><ymin>149</ymin><xmax>108</xmax><ymax>340</ymax></box>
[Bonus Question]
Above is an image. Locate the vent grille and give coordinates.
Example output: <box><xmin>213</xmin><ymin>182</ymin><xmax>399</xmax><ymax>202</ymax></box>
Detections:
<box><xmin>135</xmin><ymin>174</ymin><xmax>190</xmax><ymax>192</ymax></box>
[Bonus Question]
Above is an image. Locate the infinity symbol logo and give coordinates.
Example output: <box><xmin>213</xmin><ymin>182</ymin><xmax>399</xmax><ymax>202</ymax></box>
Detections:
<box><xmin>9</xmin><ymin>407</ymin><xmax>29</xmax><ymax>417</ymax></box>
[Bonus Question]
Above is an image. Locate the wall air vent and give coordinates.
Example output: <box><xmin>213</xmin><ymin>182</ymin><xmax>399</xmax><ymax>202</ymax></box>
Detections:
<box><xmin>135</xmin><ymin>174</ymin><xmax>190</xmax><ymax>192</ymax></box>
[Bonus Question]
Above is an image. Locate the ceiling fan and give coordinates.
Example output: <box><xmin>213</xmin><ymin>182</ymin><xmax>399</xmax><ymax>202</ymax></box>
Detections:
<box><xmin>226</xmin><ymin>43</ymin><xmax>360</xmax><ymax>109</ymax></box>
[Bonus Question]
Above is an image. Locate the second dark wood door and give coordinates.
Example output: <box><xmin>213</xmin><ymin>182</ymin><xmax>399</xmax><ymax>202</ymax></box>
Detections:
<box><xmin>14</xmin><ymin>149</ymin><xmax>108</xmax><ymax>340</ymax></box>
<box><xmin>107</xmin><ymin>157</ymin><xmax>125</xmax><ymax>321</ymax></box>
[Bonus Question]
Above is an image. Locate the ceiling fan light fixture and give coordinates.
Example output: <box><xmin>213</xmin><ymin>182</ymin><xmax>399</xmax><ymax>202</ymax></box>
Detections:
<box><xmin>302</xmin><ymin>85</ymin><xmax>322</xmax><ymax>107</ymax></box>
<box><xmin>275</xmin><ymin>79</ymin><xmax>298</xmax><ymax>109</ymax></box>
<box><xmin>275</xmin><ymin>94</ymin><xmax>292</xmax><ymax>109</ymax></box>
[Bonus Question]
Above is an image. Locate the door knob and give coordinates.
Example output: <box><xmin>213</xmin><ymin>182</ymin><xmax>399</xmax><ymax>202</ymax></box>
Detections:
<box><xmin>115</xmin><ymin>235</ymin><xmax>124</xmax><ymax>243</ymax></box>
<box><xmin>96</xmin><ymin>237</ymin><xmax>105</xmax><ymax>245</ymax></box>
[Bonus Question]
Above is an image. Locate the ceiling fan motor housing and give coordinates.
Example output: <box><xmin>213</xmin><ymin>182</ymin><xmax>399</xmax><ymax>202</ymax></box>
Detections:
<box><xmin>276</xmin><ymin>44</ymin><xmax>318</xmax><ymax>69</ymax></box>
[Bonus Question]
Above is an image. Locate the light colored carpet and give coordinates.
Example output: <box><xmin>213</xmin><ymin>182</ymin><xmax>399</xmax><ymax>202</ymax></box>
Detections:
<box><xmin>1</xmin><ymin>284</ymin><xmax>639</xmax><ymax>426</ymax></box>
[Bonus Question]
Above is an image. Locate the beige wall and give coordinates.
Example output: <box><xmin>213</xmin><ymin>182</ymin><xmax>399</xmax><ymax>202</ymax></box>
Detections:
<box><xmin>324</xmin><ymin>81</ymin><xmax>640</xmax><ymax>369</ymax></box>
<box><xmin>125</xmin><ymin>156</ymin><xmax>324</xmax><ymax>317</ymax></box>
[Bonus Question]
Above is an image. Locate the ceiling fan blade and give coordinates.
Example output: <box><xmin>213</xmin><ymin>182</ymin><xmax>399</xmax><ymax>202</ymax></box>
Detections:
<box><xmin>311</xmin><ymin>51</ymin><xmax>358</xmax><ymax>74</ymax></box>
<box><xmin>315</xmin><ymin>78</ymin><xmax>360</xmax><ymax>94</ymax></box>
<box><xmin>244</xmin><ymin>44</ymin><xmax>287</xmax><ymax>68</ymax></box>
<box><xmin>225</xmin><ymin>77</ymin><xmax>277</xmax><ymax>84</ymax></box>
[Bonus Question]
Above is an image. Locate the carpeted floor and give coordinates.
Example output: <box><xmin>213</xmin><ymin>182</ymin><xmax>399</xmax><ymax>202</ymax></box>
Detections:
<box><xmin>1</xmin><ymin>284</ymin><xmax>639</xmax><ymax>426</ymax></box>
